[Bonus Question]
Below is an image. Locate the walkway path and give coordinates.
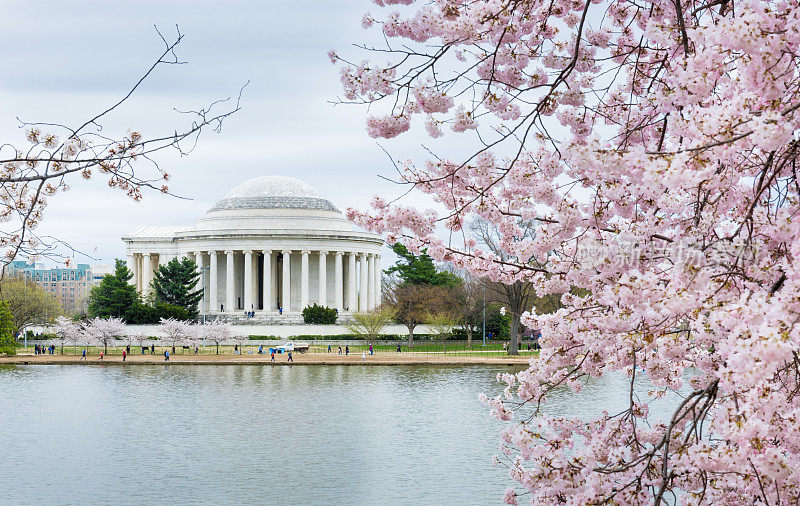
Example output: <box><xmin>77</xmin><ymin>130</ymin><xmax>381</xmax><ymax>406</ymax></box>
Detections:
<box><xmin>0</xmin><ymin>353</ymin><xmax>531</xmax><ymax>366</ymax></box>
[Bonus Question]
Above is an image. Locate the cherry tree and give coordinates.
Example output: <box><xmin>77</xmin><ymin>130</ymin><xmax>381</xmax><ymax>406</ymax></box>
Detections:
<box><xmin>85</xmin><ymin>317</ymin><xmax>126</xmax><ymax>354</ymax></box>
<box><xmin>0</xmin><ymin>27</ymin><xmax>243</xmax><ymax>273</ymax></box>
<box><xmin>202</xmin><ymin>318</ymin><xmax>233</xmax><ymax>355</ymax></box>
<box><xmin>52</xmin><ymin>315</ymin><xmax>80</xmax><ymax>354</ymax></box>
<box><xmin>336</xmin><ymin>0</ymin><xmax>800</xmax><ymax>503</ymax></box>
<box><xmin>159</xmin><ymin>317</ymin><xmax>198</xmax><ymax>352</ymax></box>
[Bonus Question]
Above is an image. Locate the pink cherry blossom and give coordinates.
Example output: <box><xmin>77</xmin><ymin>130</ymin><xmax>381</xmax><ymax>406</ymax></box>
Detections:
<box><xmin>338</xmin><ymin>0</ymin><xmax>800</xmax><ymax>503</ymax></box>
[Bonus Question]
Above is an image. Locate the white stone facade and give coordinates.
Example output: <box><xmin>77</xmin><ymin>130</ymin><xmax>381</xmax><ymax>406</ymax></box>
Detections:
<box><xmin>122</xmin><ymin>176</ymin><xmax>383</xmax><ymax>318</ymax></box>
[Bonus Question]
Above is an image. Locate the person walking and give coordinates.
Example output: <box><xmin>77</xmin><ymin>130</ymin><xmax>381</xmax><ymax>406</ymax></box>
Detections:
<box><xmin>81</xmin><ymin>349</ymin><xmax>86</xmax><ymax>361</ymax></box>
<box><xmin>369</xmin><ymin>344</ymin><xmax>373</xmax><ymax>356</ymax></box>
<box><xmin>164</xmin><ymin>349</ymin><xmax>169</xmax><ymax>362</ymax></box>
<box><xmin>338</xmin><ymin>346</ymin><xmax>342</xmax><ymax>355</ymax></box>
<box><xmin>345</xmin><ymin>345</ymin><xmax>349</xmax><ymax>355</ymax></box>
<box><xmin>287</xmin><ymin>351</ymin><xmax>293</xmax><ymax>362</ymax></box>
<box><xmin>126</xmin><ymin>344</ymin><xmax>130</xmax><ymax>355</ymax></box>
<box><xmin>397</xmin><ymin>343</ymin><xmax>401</xmax><ymax>353</ymax></box>
<box><xmin>327</xmin><ymin>344</ymin><xmax>332</xmax><ymax>353</ymax></box>
<box><xmin>361</xmin><ymin>351</ymin><xmax>366</xmax><ymax>362</ymax></box>
<box><xmin>270</xmin><ymin>350</ymin><xmax>275</xmax><ymax>362</ymax></box>
<box><xmin>122</xmin><ymin>350</ymin><xmax>127</xmax><ymax>362</ymax></box>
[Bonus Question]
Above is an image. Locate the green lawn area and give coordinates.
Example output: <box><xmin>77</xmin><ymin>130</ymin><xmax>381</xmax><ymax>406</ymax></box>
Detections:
<box><xmin>21</xmin><ymin>342</ymin><xmax>540</xmax><ymax>357</ymax></box>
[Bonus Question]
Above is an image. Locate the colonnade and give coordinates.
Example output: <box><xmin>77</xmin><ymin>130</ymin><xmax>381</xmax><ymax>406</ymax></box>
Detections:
<box><xmin>128</xmin><ymin>249</ymin><xmax>381</xmax><ymax>314</ymax></box>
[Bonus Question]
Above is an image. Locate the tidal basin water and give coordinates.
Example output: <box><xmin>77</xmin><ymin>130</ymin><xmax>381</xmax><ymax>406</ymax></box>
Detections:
<box><xmin>0</xmin><ymin>364</ymin><xmax>674</xmax><ymax>504</ymax></box>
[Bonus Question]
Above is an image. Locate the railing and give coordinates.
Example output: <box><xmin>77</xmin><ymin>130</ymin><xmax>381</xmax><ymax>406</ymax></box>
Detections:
<box><xmin>17</xmin><ymin>341</ymin><xmax>540</xmax><ymax>358</ymax></box>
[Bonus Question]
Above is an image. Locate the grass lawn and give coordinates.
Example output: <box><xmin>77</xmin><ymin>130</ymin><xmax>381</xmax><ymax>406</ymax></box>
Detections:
<box><xmin>21</xmin><ymin>341</ymin><xmax>540</xmax><ymax>358</ymax></box>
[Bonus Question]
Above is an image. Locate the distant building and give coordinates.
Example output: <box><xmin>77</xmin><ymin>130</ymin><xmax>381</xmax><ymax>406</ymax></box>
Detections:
<box><xmin>123</xmin><ymin>176</ymin><xmax>383</xmax><ymax>321</ymax></box>
<box><xmin>5</xmin><ymin>261</ymin><xmax>113</xmax><ymax>313</ymax></box>
<box><xmin>89</xmin><ymin>264</ymin><xmax>115</xmax><ymax>284</ymax></box>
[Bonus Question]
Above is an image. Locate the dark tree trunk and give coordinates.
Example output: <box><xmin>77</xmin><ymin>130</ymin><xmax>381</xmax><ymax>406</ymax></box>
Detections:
<box><xmin>508</xmin><ymin>314</ymin><xmax>520</xmax><ymax>355</ymax></box>
<box><xmin>407</xmin><ymin>324</ymin><xmax>415</xmax><ymax>348</ymax></box>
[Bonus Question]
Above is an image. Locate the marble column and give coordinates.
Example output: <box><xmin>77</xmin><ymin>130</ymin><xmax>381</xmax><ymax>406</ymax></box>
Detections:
<box><xmin>300</xmin><ymin>250</ymin><xmax>310</xmax><ymax>309</ymax></box>
<box><xmin>225</xmin><ymin>250</ymin><xmax>235</xmax><ymax>312</ymax></box>
<box><xmin>347</xmin><ymin>252</ymin><xmax>357</xmax><ymax>311</ymax></box>
<box><xmin>127</xmin><ymin>254</ymin><xmax>136</xmax><ymax>287</ymax></box>
<box><xmin>271</xmin><ymin>251</ymin><xmax>278</xmax><ymax>310</ymax></box>
<box><xmin>263</xmin><ymin>250</ymin><xmax>272</xmax><ymax>311</ymax></box>
<box><xmin>142</xmin><ymin>254</ymin><xmax>152</xmax><ymax>295</ymax></box>
<box><xmin>209</xmin><ymin>251</ymin><xmax>219</xmax><ymax>312</ymax></box>
<box><xmin>134</xmin><ymin>254</ymin><xmax>142</xmax><ymax>291</ymax></box>
<box><xmin>359</xmin><ymin>253</ymin><xmax>368</xmax><ymax>310</ymax></box>
<box><xmin>318</xmin><ymin>251</ymin><xmax>327</xmax><ymax>306</ymax></box>
<box><xmin>374</xmin><ymin>254</ymin><xmax>382</xmax><ymax>306</ymax></box>
<box><xmin>244</xmin><ymin>250</ymin><xmax>253</xmax><ymax>311</ymax></box>
<box><xmin>334</xmin><ymin>252</ymin><xmax>343</xmax><ymax>311</ymax></box>
<box><xmin>196</xmin><ymin>252</ymin><xmax>206</xmax><ymax>312</ymax></box>
<box><xmin>367</xmin><ymin>254</ymin><xmax>375</xmax><ymax>309</ymax></box>
<box><xmin>282</xmin><ymin>250</ymin><xmax>292</xmax><ymax>312</ymax></box>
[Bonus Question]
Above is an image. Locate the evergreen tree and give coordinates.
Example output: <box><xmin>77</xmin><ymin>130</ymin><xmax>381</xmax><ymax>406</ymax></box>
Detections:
<box><xmin>88</xmin><ymin>259</ymin><xmax>139</xmax><ymax>319</ymax></box>
<box><xmin>386</xmin><ymin>243</ymin><xmax>461</xmax><ymax>287</ymax></box>
<box><xmin>0</xmin><ymin>301</ymin><xmax>16</xmax><ymax>356</ymax></box>
<box><xmin>151</xmin><ymin>258</ymin><xmax>203</xmax><ymax>319</ymax></box>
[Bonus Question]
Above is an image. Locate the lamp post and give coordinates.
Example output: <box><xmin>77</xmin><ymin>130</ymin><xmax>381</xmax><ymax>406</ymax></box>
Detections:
<box><xmin>482</xmin><ymin>279</ymin><xmax>486</xmax><ymax>347</ymax></box>
<box><xmin>22</xmin><ymin>257</ymin><xmax>33</xmax><ymax>351</ymax></box>
<box><xmin>23</xmin><ymin>275</ymin><xmax>27</xmax><ymax>350</ymax></box>
<box><xmin>200</xmin><ymin>265</ymin><xmax>210</xmax><ymax>348</ymax></box>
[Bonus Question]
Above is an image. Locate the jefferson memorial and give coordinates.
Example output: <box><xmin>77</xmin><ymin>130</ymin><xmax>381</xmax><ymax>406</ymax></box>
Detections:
<box><xmin>122</xmin><ymin>176</ymin><xmax>383</xmax><ymax>320</ymax></box>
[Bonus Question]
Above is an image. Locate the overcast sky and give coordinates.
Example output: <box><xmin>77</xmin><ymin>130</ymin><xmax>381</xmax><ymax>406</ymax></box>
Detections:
<box><xmin>0</xmin><ymin>0</ymin><xmax>438</xmax><ymax>267</ymax></box>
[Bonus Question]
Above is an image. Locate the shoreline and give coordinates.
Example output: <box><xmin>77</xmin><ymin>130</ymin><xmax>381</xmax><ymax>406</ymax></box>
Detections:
<box><xmin>0</xmin><ymin>353</ymin><xmax>532</xmax><ymax>366</ymax></box>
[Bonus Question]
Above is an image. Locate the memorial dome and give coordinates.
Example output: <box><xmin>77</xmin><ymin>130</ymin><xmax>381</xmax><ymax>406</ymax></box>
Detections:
<box><xmin>209</xmin><ymin>175</ymin><xmax>338</xmax><ymax>212</ymax></box>
<box><xmin>124</xmin><ymin>174</ymin><xmax>383</xmax><ymax>319</ymax></box>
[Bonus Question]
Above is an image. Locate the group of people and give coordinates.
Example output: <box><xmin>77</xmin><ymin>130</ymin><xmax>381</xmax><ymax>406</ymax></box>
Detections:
<box><xmin>325</xmin><ymin>343</ymin><xmax>400</xmax><ymax>354</ymax></box>
<box><xmin>34</xmin><ymin>344</ymin><xmax>55</xmax><ymax>355</ymax></box>
<box><xmin>243</xmin><ymin>311</ymin><xmax>256</xmax><ymax>318</ymax></box>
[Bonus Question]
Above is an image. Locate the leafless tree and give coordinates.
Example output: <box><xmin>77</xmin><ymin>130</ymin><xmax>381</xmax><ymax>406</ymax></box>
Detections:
<box><xmin>0</xmin><ymin>26</ymin><xmax>245</xmax><ymax>274</ymax></box>
<box><xmin>469</xmin><ymin>217</ymin><xmax>541</xmax><ymax>355</ymax></box>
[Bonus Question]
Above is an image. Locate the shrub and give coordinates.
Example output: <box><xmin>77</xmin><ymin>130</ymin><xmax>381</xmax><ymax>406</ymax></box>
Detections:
<box><xmin>301</xmin><ymin>304</ymin><xmax>338</xmax><ymax>324</ymax></box>
<box><xmin>153</xmin><ymin>302</ymin><xmax>190</xmax><ymax>321</ymax></box>
<box><xmin>486</xmin><ymin>312</ymin><xmax>510</xmax><ymax>339</ymax></box>
<box><xmin>0</xmin><ymin>302</ymin><xmax>16</xmax><ymax>356</ymax></box>
<box><xmin>124</xmin><ymin>302</ymin><xmax>157</xmax><ymax>324</ymax></box>
<box><xmin>124</xmin><ymin>301</ymin><xmax>190</xmax><ymax>324</ymax></box>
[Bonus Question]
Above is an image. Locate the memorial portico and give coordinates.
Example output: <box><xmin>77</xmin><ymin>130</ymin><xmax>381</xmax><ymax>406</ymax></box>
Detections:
<box><xmin>123</xmin><ymin>176</ymin><xmax>383</xmax><ymax>320</ymax></box>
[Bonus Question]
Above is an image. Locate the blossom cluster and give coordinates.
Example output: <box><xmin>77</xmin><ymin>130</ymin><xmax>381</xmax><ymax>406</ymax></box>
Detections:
<box><xmin>339</xmin><ymin>0</ymin><xmax>800</xmax><ymax>502</ymax></box>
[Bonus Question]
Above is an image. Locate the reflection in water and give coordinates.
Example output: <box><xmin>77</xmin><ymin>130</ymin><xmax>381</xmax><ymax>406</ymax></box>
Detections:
<box><xmin>0</xmin><ymin>364</ymin><xmax>677</xmax><ymax>505</ymax></box>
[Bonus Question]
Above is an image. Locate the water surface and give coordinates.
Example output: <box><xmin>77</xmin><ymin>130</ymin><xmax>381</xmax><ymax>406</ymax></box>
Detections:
<box><xmin>0</xmin><ymin>364</ymin><xmax>674</xmax><ymax>505</ymax></box>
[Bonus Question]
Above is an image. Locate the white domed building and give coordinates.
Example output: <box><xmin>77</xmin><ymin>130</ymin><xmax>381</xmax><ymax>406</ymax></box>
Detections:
<box><xmin>123</xmin><ymin>176</ymin><xmax>383</xmax><ymax>321</ymax></box>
